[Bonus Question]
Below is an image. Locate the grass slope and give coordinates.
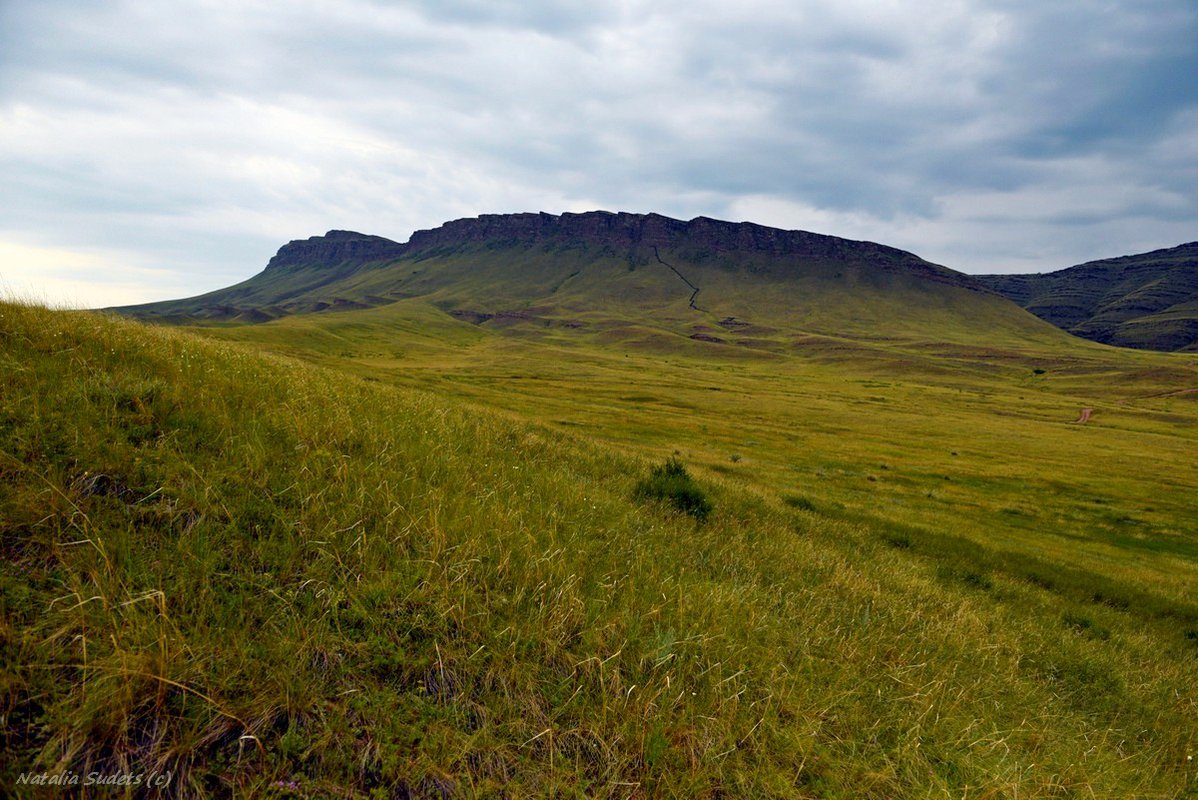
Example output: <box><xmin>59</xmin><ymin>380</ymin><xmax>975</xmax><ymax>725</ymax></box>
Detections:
<box><xmin>3</xmin><ymin>303</ymin><xmax>1198</xmax><ymax>797</ymax></box>
<box><xmin>979</xmin><ymin>242</ymin><xmax>1198</xmax><ymax>351</ymax></box>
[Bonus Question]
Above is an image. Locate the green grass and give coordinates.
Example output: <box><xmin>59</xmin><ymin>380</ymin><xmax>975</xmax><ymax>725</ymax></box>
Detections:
<box><xmin>201</xmin><ymin>294</ymin><xmax>1198</xmax><ymax>608</ymax></box>
<box><xmin>4</xmin><ymin>301</ymin><xmax>1198</xmax><ymax>797</ymax></box>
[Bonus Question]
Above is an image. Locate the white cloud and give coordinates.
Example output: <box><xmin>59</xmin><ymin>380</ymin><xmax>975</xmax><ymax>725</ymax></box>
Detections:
<box><xmin>0</xmin><ymin>239</ymin><xmax>189</xmax><ymax>308</ymax></box>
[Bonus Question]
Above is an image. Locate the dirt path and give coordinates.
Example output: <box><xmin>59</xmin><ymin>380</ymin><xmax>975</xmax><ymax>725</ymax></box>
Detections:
<box><xmin>1074</xmin><ymin>407</ymin><xmax>1093</xmax><ymax>423</ymax></box>
<box><xmin>1138</xmin><ymin>387</ymin><xmax>1198</xmax><ymax>399</ymax></box>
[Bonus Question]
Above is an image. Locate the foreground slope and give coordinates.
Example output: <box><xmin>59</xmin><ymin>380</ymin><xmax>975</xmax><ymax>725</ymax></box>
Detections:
<box><xmin>3</xmin><ymin>303</ymin><xmax>1197</xmax><ymax>797</ymax></box>
<box><xmin>979</xmin><ymin>242</ymin><xmax>1198</xmax><ymax>351</ymax></box>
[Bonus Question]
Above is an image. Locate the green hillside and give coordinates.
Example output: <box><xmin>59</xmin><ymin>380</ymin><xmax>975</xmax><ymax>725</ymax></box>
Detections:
<box><xmin>979</xmin><ymin>242</ymin><xmax>1198</xmax><ymax>351</ymax></box>
<box><xmin>4</xmin><ymin>298</ymin><xmax>1198</xmax><ymax>797</ymax></box>
<box><xmin>115</xmin><ymin>231</ymin><xmax>409</xmax><ymax>324</ymax></box>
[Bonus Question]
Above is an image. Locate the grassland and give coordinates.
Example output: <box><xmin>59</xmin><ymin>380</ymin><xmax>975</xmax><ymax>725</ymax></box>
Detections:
<box><xmin>198</xmin><ymin>293</ymin><xmax>1198</xmax><ymax>611</ymax></box>
<box><xmin>3</xmin><ymin>296</ymin><xmax>1198</xmax><ymax>797</ymax></box>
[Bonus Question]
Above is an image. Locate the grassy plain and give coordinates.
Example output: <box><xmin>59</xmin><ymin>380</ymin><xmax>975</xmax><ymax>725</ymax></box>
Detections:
<box><xmin>202</xmin><ymin>296</ymin><xmax>1198</xmax><ymax>609</ymax></box>
<box><xmin>2</xmin><ymin>295</ymin><xmax>1198</xmax><ymax>797</ymax></box>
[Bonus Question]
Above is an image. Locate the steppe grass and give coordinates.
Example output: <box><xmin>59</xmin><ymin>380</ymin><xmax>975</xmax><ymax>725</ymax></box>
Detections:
<box><xmin>205</xmin><ymin>300</ymin><xmax>1198</xmax><ymax>615</ymax></box>
<box><xmin>1</xmin><ymin>302</ymin><xmax>1196</xmax><ymax>797</ymax></box>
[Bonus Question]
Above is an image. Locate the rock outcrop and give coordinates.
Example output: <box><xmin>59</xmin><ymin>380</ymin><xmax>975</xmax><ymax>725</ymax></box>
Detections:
<box><xmin>265</xmin><ymin>230</ymin><xmax>407</xmax><ymax>272</ymax></box>
<box><xmin>400</xmin><ymin>211</ymin><xmax>977</xmax><ymax>289</ymax></box>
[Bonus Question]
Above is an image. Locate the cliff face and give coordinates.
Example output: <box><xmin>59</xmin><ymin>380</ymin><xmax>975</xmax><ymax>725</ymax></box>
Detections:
<box><xmin>409</xmin><ymin>211</ymin><xmax>913</xmax><ymax>260</ymax></box>
<box><xmin>265</xmin><ymin>230</ymin><xmax>407</xmax><ymax>272</ymax></box>
<box><xmin>259</xmin><ymin>212</ymin><xmax>964</xmax><ymax>273</ymax></box>
<box><xmin>400</xmin><ymin>211</ymin><xmax>978</xmax><ymax>289</ymax></box>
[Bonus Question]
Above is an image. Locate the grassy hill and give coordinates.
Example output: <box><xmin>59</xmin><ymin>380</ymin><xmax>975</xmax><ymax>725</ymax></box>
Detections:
<box><xmin>4</xmin><ymin>300</ymin><xmax>1198</xmax><ymax>795</ymax></box>
<box><xmin>978</xmin><ymin>242</ymin><xmax>1198</xmax><ymax>351</ymax></box>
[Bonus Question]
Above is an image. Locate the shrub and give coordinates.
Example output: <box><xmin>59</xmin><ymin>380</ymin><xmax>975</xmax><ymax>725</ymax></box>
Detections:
<box><xmin>782</xmin><ymin>493</ymin><xmax>816</xmax><ymax>512</ymax></box>
<box><xmin>635</xmin><ymin>456</ymin><xmax>713</xmax><ymax>522</ymax></box>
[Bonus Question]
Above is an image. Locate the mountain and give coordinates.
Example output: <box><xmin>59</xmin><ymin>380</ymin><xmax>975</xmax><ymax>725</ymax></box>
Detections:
<box><xmin>977</xmin><ymin>242</ymin><xmax>1198</xmax><ymax>352</ymax></box>
<box><xmin>115</xmin><ymin>230</ymin><xmax>411</xmax><ymax>323</ymax></box>
<box><xmin>114</xmin><ymin>211</ymin><xmax>1065</xmax><ymax>347</ymax></box>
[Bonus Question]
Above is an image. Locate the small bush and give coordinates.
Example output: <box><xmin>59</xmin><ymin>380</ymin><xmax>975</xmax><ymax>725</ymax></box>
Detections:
<box><xmin>782</xmin><ymin>493</ymin><xmax>816</xmax><ymax>512</ymax></box>
<box><xmin>635</xmin><ymin>456</ymin><xmax>713</xmax><ymax>522</ymax></box>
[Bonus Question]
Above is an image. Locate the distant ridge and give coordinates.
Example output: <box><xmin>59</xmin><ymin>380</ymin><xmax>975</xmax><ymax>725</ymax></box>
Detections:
<box><xmin>978</xmin><ymin>242</ymin><xmax>1198</xmax><ymax>352</ymax></box>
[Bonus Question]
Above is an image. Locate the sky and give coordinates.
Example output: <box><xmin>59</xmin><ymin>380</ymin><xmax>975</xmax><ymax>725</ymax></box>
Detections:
<box><xmin>2</xmin><ymin>0</ymin><xmax>1196</xmax><ymax>308</ymax></box>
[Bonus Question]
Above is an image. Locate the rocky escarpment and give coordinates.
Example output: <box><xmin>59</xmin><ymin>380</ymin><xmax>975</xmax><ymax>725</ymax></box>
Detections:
<box><xmin>409</xmin><ymin>211</ymin><xmax>877</xmax><ymax>256</ymax></box>
<box><xmin>253</xmin><ymin>212</ymin><xmax>983</xmax><ymax>290</ymax></box>
<box><xmin>265</xmin><ymin>230</ymin><xmax>407</xmax><ymax>272</ymax></box>
<box><xmin>402</xmin><ymin>212</ymin><xmax>977</xmax><ymax>289</ymax></box>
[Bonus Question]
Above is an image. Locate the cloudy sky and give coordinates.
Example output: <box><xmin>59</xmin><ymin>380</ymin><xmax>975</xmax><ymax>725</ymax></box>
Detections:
<box><xmin>2</xmin><ymin>0</ymin><xmax>1196</xmax><ymax>307</ymax></box>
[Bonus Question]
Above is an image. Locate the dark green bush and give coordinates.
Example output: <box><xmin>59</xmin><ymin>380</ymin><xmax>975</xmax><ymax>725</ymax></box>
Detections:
<box><xmin>635</xmin><ymin>456</ymin><xmax>713</xmax><ymax>522</ymax></box>
<box><xmin>782</xmin><ymin>493</ymin><xmax>816</xmax><ymax>512</ymax></box>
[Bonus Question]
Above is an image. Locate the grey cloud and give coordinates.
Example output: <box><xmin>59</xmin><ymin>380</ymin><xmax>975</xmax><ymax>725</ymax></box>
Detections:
<box><xmin>403</xmin><ymin>0</ymin><xmax>621</xmax><ymax>35</ymax></box>
<box><xmin>1</xmin><ymin>0</ymin><xmax>1196</xmax><ymax>307</ymax></box>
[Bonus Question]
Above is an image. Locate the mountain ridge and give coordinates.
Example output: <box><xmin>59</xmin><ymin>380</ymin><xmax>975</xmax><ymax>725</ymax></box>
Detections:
<box><xmin>978</xmin><ymin>241</ymin><xmax>1198</xmax><ymax>351</ymax></box>
<box><xmin>113</xmin><ymin>211</ymin><xmax>1011</xmax><ymax>341</ymax></box>
<box><xmin>261</xmin><ymin>211</ymin><xmax>979</xmax><ymax>288</ymax></box>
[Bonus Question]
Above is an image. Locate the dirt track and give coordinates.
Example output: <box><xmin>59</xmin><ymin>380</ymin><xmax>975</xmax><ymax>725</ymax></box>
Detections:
<box><xmin>1140</xmin><ymin>387</ymin><xmax>1198</xmax><ymax>399</ymax></box>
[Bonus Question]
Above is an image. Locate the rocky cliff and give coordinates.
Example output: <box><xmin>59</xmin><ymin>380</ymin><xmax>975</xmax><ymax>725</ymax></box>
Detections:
<box><xmin>265</xmin><ymin>230</ymin><xmax>407</xmax><ymax>272</ymax></box>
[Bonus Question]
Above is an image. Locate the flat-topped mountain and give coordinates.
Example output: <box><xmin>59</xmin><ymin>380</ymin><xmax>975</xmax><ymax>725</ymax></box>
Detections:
<box><xmin>401</xmin><ymin>212</ymin><xmax>971</xmax><ymax>288</ymax></box>
<box><xmin>978</xmin><ymin>242</ymin><xmax>1198</xmax><ymax>352</ymax></box>
<box><xmin>113</xmin><ymin>211</ymin><xmax>1065</xmax><ymax>348</ymax></box>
